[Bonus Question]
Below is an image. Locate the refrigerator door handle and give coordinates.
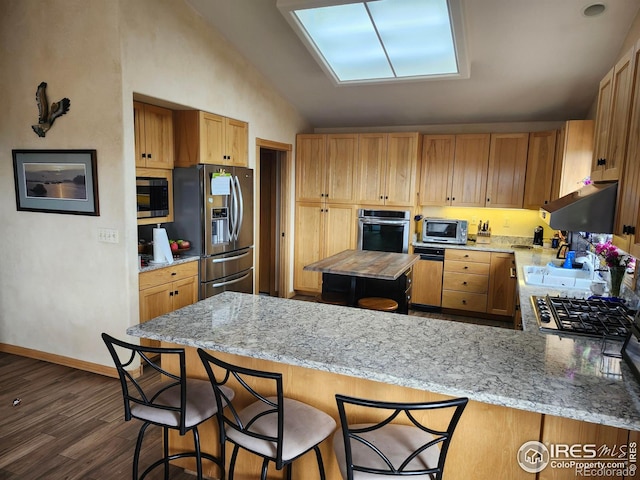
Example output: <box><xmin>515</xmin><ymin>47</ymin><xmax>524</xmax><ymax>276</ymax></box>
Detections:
<box><xmin>229</xmin><ymin>175</ymin><xmax>239</xmax><ymax>241</ymax></box>
<box><xmin>235</xmin><ymin>175</ymin><xmax>244</xmax><ymax>241</ymax></box>
<box><xmin>209</xmin><ymin>250</ymin><xmax>252</xmax><ymax>263</ymax></box>
<box><xmin>211</xmin><ymin>271</ymin><xmax>251</xmax><ymax>288</ymax></box>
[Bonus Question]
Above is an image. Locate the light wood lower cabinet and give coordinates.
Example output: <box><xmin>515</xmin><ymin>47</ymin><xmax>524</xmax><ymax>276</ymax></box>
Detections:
<box><xmin>412</xmin><ymin>258</ymin><xmax>444</xmax><ymax>307</ymax></box>
<box><xmin>138</xmin><ymin>262</ymin><xmax>198</xmax><ymax>348</ymax></box>
<box><xmin>442</xmin><ymin>250</ymin><xmax>516</xmax><ymax>318</ymax></box>
<box><xmin>487</xmin><ymin>252</ymin><xmax>517</xmax><ymax>317</ymax></box>
<box><xmin>163</xmin><ymin>345</ymin><xmax>633</xmax><ymax>480</ymax></box>
<box><xmin>442</xmin><ymin>249</ymin><xmax>491</xmax><ymax>312</ymax></box>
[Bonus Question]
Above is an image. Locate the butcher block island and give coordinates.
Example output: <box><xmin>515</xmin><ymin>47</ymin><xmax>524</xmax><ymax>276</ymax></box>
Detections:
<box><xmin>304</xmin><ymin>249</ymin><xmax>419</xmax><ymax>313</ymax></box>
<box><xmin>127</xmin><ymin>292</ymin><xmax>640</xmax><ymax>480</ymax></box>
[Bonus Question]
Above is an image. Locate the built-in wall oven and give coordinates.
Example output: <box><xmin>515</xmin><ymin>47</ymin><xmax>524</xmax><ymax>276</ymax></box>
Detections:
<box><xmin>357</xmin><ymin>209</ymin><xmax>411</xmax><ymax>253</ymax></box>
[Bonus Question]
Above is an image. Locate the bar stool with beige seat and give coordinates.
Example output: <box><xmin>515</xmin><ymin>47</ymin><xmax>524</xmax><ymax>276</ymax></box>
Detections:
<box><xmin>198</xmin><ymin>348</ymin><xmax>337</xmax><ymax>480</ymax></box>
<box><xmin>357</xmin><ymin>297</ymin><xmax>399</xmax><ymax>312</ymax></box>
<box><xmin>333</xmin><ymin>393</ymin><xmax>468</xmax><ymax>479</ymax></box>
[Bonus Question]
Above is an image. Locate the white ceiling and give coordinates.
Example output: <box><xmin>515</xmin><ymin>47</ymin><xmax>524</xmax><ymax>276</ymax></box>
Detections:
<box><xmin>184</xmin><ymin>0</ymin><xmax>640</xmax><ymax>129</ymax></box>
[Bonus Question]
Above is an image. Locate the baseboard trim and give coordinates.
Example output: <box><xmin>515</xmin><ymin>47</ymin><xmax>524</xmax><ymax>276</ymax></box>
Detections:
<box><xmin>0</xmin><ymin>343</ymin><xmax>129</xmax><ymax>378</ymax></box>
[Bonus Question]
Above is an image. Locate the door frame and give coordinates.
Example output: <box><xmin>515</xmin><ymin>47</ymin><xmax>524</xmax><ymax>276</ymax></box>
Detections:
<box><xmin>255</xmin><ymin>138</ymin><xmax>292</xmax><ymax>298</ymax></box>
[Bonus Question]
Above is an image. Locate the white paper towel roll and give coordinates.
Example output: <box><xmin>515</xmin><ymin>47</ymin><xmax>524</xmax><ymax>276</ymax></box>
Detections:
<box><xmin>153</xmin><ymin>227</ymin><xmax>174</xmax><ymax>264</ymax></box>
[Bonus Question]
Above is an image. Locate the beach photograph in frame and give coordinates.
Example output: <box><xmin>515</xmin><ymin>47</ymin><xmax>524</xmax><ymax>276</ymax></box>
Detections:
<box><xmin>12</xmin><ymin>149</ymin><xmax>99</xmax><ymax>216</ymax></box>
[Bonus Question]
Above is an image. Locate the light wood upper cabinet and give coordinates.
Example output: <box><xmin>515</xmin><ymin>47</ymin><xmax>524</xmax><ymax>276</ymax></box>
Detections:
<box><xmin>326</xmin><ymin>134</ymin><xmax>358</xmax><ymax>204</ymax></box>
<box><xmin>134</xmin><ymin>101</ymin><xmax>174</xmax><ymax>169</ymax></box>
<box><xmin>617</xmin><ymin>41</ymin><xmax>640</xmax><ymax>256</ymax></box>
<box><xmin>293</xmin><ymin>202</ymin><xmax>356</xmax><ymax>293</ymax></box>
<box><xmin>523</xmin><ymin>130</ymin><xmax>557</xmax><ymax>209</ymax></box>
<box><xmin>486</xmin><ymin>133</ymin><xmax>529</xmax><ymax>208</ymax></box>
<box><xmin>591</xmin><ymin>46</ymin><xmax>635</xmax><ymax>182</ymax></box>
<box><xmin>418</xmin><ymin>135</ymin><xmax>455</xmax><ymax>206</ymax></box>
<box><xmin>450</xmin><ymin>134</ymin><xmax>491</xmax><ymax>207</ymax></box>
<box><xmin>356</xmin><ymin>132</ymin><xmax>419</xmax><ymax>206</ymax></box>
<box><xmin>295</xmin><ymin>134</ymin><xmax>357</xmax><ymax>204</ymax></box>
<box><xmin>356</xmin><ymin>133</ymin><xmax>387</xmax><ymax>205</ymax></box>
<box><xmin>295</xmin><ymin>134</ymin><xmax>326</xmax><ymax>202</ymax></box>
<box><xmin>174</xmin><ymin>110</ymin><xmax>248</xmax><ymax>167</ymax></box>
<box><xmin>551</xmin><ymin>120</ymin><xmax>594</xmax><ymax>200</ymax></box>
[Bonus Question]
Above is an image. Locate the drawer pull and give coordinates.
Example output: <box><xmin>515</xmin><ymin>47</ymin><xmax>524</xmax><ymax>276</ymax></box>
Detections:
<box><xmin>510</xmin><ymin>267</ymin><xmax>516</xmax><ymax>278</ymax></box>
<box><xmin>171</xmin><ymin>272</ymin><xmax>177</xmax><ymax>276</ymax></box>
<box><xmin>462</xmin><ymin>299</ymin><xmax>467</xmax><ymax>304</ymax></box>
<box><xmin>462</xmin><ymin>281</ymin><xmax>467</xmax><ymax>285</ymax></box>
<box><xmin>463</xmin><ymin>266</ymin><xmax>469</xmax><ymax>269</ymax></box>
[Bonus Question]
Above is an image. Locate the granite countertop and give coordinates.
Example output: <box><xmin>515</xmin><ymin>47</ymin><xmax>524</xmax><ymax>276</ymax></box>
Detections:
<box><xmin>128</xmin><ymin>290</ymin><xmax>640</xmax><ymax>431</ymax></box>
<box><xmin>139</xmin><ymin>254</ymin><xmax>199</xmax><ymax>273</ymax></box>
<box><xmin>303</xmin><ymin>249</ymin><xmax>419</xmax><ymax>280</ymax></box>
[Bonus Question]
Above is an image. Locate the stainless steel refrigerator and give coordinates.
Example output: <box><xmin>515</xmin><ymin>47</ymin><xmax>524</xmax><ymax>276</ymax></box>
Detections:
<box><xmin>170</xmin><ymin>165</ymin><xmax>254</xmax><ymax>299</ymax></box>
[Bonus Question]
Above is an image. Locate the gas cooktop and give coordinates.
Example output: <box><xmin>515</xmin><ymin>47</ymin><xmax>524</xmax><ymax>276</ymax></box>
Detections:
<box><xmin>532</xmin><ymin>295</ymin><xmax>634</xmax><ymax>339</ymax></box>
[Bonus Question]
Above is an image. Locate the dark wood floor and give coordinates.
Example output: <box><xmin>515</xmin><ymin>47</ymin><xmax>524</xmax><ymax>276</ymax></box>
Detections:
<box><xmin>0</xmin><ymin>352</ymin><xmax>204</xmax><ymax>480</ymax></box>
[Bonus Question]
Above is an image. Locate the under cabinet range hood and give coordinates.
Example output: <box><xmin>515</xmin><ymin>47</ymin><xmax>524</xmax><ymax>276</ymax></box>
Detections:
<box><xmin>539</xmin><ymin>182</ymin><xmax>617</xmax><ymax>233</ymax></box>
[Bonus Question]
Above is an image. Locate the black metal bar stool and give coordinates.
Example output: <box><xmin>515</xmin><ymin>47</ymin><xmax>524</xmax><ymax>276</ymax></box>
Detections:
<box><xmin>334</xmin><ymin>394</ymin><xmax>468</xmax><ymax>479</ymax></box>
<box><xmin>102</xmin><ymin>333</ymin><xmax>234</xmax><ymax>480</ymax></box>
<box><xmin>198</xmin><ymin>348</ymin><xmax>336</xmax><ymax>480</ymax></box>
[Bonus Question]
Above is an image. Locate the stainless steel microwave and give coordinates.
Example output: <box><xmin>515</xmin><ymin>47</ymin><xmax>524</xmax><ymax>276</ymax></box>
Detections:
<box><xmin>136</xmin><ymin>177</ymin><xmax>169</xmax><ymax>219</ymax></box>
<box><xmin>422</xmin><ymin>218</ymin><xmax>468</xmax><ymax>245</ymax></box>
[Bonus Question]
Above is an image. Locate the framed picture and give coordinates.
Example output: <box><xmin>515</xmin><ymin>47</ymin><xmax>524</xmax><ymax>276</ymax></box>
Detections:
<box><xmin>12</xmin><ymin>149</ymin><xmax>99</xmax><ymax>216</ymax></box>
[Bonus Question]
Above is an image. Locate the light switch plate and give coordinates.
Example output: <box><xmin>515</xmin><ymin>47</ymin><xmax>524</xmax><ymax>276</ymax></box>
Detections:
<box><xmin>98</xmin><ymin>228</ymin><xmax>119</xmax><ymax>243</ymax></box>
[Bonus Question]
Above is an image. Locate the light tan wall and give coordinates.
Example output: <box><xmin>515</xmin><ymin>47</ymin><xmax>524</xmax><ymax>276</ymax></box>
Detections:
<box><xmin>0</xmin><ymin>0</ymin><xmax>130</xmax><ymax>367</ymax></box>
<box><xmin>0</xmin><ymin>0</ymin><xmax>309</xmax><ymax>368</ymax></box>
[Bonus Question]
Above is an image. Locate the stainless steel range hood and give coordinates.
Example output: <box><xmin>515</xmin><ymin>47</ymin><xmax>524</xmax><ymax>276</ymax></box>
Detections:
<box><xmin>539</xmin><ymin>182</ymin><xmax>617</xmax><ymax>233</ymax></box>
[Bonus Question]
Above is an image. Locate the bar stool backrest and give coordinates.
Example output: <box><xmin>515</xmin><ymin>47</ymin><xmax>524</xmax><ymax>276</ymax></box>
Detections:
<box><xmin>335</xmin><ymin>394</ymin><xmax>468</xmax><ymax>480</ymax></box>
<box><xmin>101</xmin><ymin>333</ymin><xmax>189</xmax><ymax>435</ymax></box>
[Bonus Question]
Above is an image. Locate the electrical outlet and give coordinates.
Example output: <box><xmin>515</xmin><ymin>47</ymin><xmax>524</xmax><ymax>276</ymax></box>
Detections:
<box><xmin>98</xmin><ymin>228</ymin><xmax>119</xmax><ymax>243</ymax></box>
<box><xmin>503</xmin><ymin>217</ymin><xmax>510</xmax><ymax>228</ymax></box>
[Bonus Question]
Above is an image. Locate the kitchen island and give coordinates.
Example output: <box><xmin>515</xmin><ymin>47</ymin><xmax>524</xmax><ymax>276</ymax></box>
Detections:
<box><xmin>303</xmin><ymin>249</ymin><xmax>419</xmax><ymax>313</ymax></box>
<box><xmin>127</xmin><ymin>288</ymin><xmax>640</xmax><ymax>480</ymax></box>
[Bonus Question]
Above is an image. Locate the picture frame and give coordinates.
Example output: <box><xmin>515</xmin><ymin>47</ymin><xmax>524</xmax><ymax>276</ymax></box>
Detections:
<box><xmin>12</xmin><ymin>149</ymin><xmax>99</xmax><ymax>216</ymax></box>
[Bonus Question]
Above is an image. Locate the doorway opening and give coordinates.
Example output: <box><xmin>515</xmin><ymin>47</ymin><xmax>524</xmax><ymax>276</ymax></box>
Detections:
<box><xmin>257</xmin><ymin>139</ymin><xmax>291</xmax><ymax>298</ymax></box>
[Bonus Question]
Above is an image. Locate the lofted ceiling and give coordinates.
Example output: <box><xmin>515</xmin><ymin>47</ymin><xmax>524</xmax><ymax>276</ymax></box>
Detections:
<box><xmin>184</xmin><ymin>0</ymin><xmax>640</xmax><ymax>129</ymax></box>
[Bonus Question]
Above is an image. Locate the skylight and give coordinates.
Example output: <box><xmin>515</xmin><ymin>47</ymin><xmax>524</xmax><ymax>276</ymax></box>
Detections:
<box><xmin>277</xmin><ymin>0</ymin><xmax>468</xmax><ymax>85</ymax></box>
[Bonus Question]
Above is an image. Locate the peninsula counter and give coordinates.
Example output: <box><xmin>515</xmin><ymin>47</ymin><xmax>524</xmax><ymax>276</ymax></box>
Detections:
<box><xmin>127</xmin><ymin>291</ymin><xmax>640</xmax><ymax>480</ymax></box>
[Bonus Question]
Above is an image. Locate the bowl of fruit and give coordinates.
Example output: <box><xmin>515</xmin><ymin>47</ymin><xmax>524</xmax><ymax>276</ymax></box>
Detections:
<box><xmin>169</xmin><ymin>239</ymin><xmax>191</xmax><ymax>255</ymax></box>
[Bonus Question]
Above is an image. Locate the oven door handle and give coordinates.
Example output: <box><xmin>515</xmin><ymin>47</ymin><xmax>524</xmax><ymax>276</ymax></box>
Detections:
<box><xmin>359</xmin><ymin>219</ymin><xmax>409</xmax><ymax>226</ymax></box>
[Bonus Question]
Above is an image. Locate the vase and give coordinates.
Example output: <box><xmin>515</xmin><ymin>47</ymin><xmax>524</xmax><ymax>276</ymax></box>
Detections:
<box><xmin>608</xmin><ymin>266</ymin><xmax>626</xmax><ymax>298</ymax></box>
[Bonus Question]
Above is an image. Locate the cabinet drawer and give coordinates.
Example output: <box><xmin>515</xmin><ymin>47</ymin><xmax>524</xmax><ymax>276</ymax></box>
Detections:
<box><xmin>445</xmin><ymin>249</ymin><xmax>491</xmax><ymax>263</ymax></box>
<box><xmin>443</xmin><ymin>272</ymin><xmax>488</xmax><ymax>293</ymax></box>
<box><xmin>139</xmin><ymin>261</ymin><xmax>198</xmax><ymax>290</ymax></box>
<box><xmin>444</xmin><ymin>260</ymin><xmax>490</xmax><ymax>275</ymax></box>
<box><xmin>442</xmin><ymin>290</ymin><xmax>487</xmax><ymax>312</ymax></box>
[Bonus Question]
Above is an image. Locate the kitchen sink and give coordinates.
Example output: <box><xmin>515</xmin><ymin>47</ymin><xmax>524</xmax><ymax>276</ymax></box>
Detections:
<box><xmin>522</xmin><ymin>264</ymin><xmax>595</xmax><ymax>288</ymax></box>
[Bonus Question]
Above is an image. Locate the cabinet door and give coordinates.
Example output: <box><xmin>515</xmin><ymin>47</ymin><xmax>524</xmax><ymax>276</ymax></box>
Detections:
<box><xmin>419</xmin><ymin>135</ymin><xmax>455</xmax><ymax>206</ymax></box>
<box><xmin>356</xmin><ymin>133</ymin><xmax>387</xmax><ymax>205</ymax></box>
<box><xmin>296</xmin><ymin>135</ymin><xmax>326</xmax><ymax>202</ymax></box>
<box><xmin>412</xmin><ymin>259</ymin><xmax>443</xmax><ymax>306</ymax></box>
<box><xmin>171</xmin><ymin>276</ymin><xmax>199</xmax><ymax>311</ymax></box>
<box><xmin>139</xmin><ymin>283</ymin><xmax>174</xmax><ymax>348</ymax></box>
<box><xmin>225</xmin><ymin>117</ymin><xmax>248</xmax><ymax>166</ymax></box>
<box><xmin>523</xmin><ymin>130</ymin><xmax>557</xmax><ymax>209</ymax></box>
<box><xmin>487</xmin><ymin>253</ymin><xmax>516</xmax><ymax>317</ymax></box>
<box><xmin>133</xmin><ymin>101</ymin><xmax>146</xmax><ymax>168</ymax></box>
<box><xmin>591</xmin><ymin>68</ymin><xmax>613</xmax><ymax>181</ymax></box>
<box><xmin>324</xmin><ymin>204</ymin><xmax>357</xmax><ymax>257</ymax></box>
<box><xmin>385</xmin><ymin>132</ymin><xmax>419</xmax><ymax>206</ymax></box>
<box><xmin>142</xmin><ymin>104</ymin><xmax>174</xmax><ymax>169</ymax></box>
<box><xmin>593</xmin><ymin>47</ymin><xmax>635</xmax><ymax>182</ymax></box>
<box><xmin>552</xmin><ymin>120</ymin><xmax>594</xmax><ymax>200</ymax></box>
<box><xmin>486</xmin><ymin>133</ymin><xmax>528</xmax><ymax>208</ymax></box>
<box><xmin>201</xmin><ymin>112</ymin><xmax>225</xmax><ymax>165</ymax></box>
<box><xmin>451</xmin><ymin>134</ymin><xmax>490</xmax><ymax>207</ymax></box>
<box><xmin>326</xmin><ymin>134</ymin><xmax>358</xmax><ymax>204</ymax></box>
<box><xmin>293</xmin><ymin>202</ymin><xmax>324</xmax><ymax>292</ymax></box>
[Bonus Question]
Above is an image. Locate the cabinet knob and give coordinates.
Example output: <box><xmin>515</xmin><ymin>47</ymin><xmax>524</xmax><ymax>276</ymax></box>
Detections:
<box><xmin>174</xmin><ymin>290</ymin><xmax>179</xmax><ymax>295</ymax></box>
<box><xmin>487</xmin><ymin>198</ymin><xmax>490</xmax><ymax>203</ymax></box>
<box><xmin>385</xmin><ymin>196</ymin><xmax>388</xmax><ymax>199</ymax></box>
<box><xmin>446</xmin><ymin>197</ymin><xmax>450</xmax><ymax>201</ymax></box>
<box><xmin>462</xmin><ymin>299</ymin><xmax>467</xmax><ymax>304</ymax></box>
<box><xmin>380</xmin><ymin>195</ymin><xmax>384</xmax><ymax>199</ymax></box>
<box><xmin>462</xmin><ymin>281</ymin><xmax>467</xmax><ymax>285</ymax></box>
<box><xmin>142</xmin><ymin>153</ymin><xmax>147</xmax><ymax>158</ymax></box>
<box><xmin>169</xmin><ymin>291</ymin><xmax>174</xmax><ymax>296</ymax></box>
<box><xmin>147</xmin><ymin>153</ymin><xmax>152</xmax><ymax>159</ymax></box>
<box><xmin>451</xmin><ymin>197</ymin><xmax>455</xmax><ymax>201</ymax></box>
<box><xmin>171</xmin><ymin>272</ymin><xmax>177</xmax><ymax>276</ymax></box>
<box><xmin>463</xmin><ymin>266</ymin><xmax>469</xmax><ymax>269</ymax></box>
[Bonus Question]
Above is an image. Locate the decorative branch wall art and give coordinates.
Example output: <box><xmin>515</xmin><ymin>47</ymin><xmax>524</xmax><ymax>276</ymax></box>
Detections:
<box><xmin>31</xmin><ymin>82</ymin><xmax>70</xmax><ymax>137</ymax></box>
